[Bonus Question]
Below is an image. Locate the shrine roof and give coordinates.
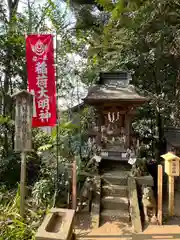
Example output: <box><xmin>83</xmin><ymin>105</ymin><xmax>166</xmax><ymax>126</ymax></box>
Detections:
<box><xmin>83</xmin><ymin>84</ymin><xmax>147</xmax><ymax>103</ymax></box>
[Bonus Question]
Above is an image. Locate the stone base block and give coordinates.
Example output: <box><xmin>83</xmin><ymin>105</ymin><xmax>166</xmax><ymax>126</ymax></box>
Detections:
<box><xmin>35</xmin><ymin>208</ymin><xmax>75</xmax><ymax>240</ymax></box>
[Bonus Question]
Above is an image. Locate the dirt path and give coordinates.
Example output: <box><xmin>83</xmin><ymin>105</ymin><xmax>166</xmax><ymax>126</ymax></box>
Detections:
<box><xmin>75</xmin><ymin>211</ymin><xmax>180</xmax><ymax>240</ymax></box>
<box><xmin>75</xmin><ymin>212</ymin><xmax>133</xmax><ymax>240</ymax></box>
<box><xmin>74</xmin><ymin>187</ymin><xmax>180</xmax><ymax>240</ymax></box>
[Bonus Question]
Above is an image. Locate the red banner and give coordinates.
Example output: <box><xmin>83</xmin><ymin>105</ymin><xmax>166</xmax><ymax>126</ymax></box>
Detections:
<box><xmin>26</xmin><ymin>34</ymin><xmax>57</xmax><ymax>127</ymax></box>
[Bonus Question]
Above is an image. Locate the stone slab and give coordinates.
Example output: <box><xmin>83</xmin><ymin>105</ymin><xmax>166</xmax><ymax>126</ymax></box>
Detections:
<box><xmin>101</xmin><ymin>196</ymin><xmax>129</xmax><ymax>210</ymax></box>
<box><xmin>128</xmin><ymin>176</ymin><xmax>142</xmax><ymax>233</ymax></box>
<box><xmin>102</xmin><ymin>184</ymin><xmax>128</xmax><ymax>197</ymax></box>
<box><xmin>100</xmin><ymin>209</ymin><xmax>130</xmax><ymax>224</ymax></box>
<box><xmin>134</xmin><ymin>225</ymin><xmax>180</xmax><ymax>240</ymax></box>
<box><xmin>76</xmin><ymin>221</ymin><xmax>133</xmax><ymax>240</ymax></box>
<box><xmin>102</xmin><ymin>172</ymin><xmax>129</xmax><ymax>185</ymax></box>
<box><xmin>142</xmin><ymin>225</ymin><xmax>180</xmax><ymax>234</ymax></box>
<box><xmin>90</xmin><ymin>176</ymin><xmax>101</xmax><ymax>229</ymax></box>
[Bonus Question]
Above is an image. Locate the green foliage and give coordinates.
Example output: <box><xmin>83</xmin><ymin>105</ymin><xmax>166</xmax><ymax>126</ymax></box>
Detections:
<box><xmin>0</xmin><ymin>186</ymin><xmax>48</xmax><ymax>240</ymax></box>
<box><xmin>0</xmin><ymin>151</ymin><xmax>21</xmax><ymax>187</ymax></box>
<box><xmin>38</xmin><ymin>108</ymin><xmax>94</xmax><ymax>157</ymax></box>
<box><xmin>0</xmin><ymin>129</ymin><xmax>53</xmax><ymax>188</ymax></box>
<box><xmin>0</xmin><ymin>0</ymin><xmax>102</xmax><ymax>239</ymax></box>
<box><xmin>32</xmin><ymin>129</ymin><xmax>53</xmax><ymax>151</ymax></box>
<box><xmin>35</xmin><ymin>107</ymin><xmax>98</xmax><ymax>207</ymax></box>
<box><xmin>82</xmin><ymin>0</ymin><xmax>180</xmax><ymax>159</ymax></box>
<box><xmin>0</xmin><ymin>151</ymin><xmax>41</xmax><ymax>188</ymax></box>
<box><xmin>95</xmin><ymin>0</ymin><xmax>114</xmax><ymax>11</ymax></box>
<box><xmin>32</xmin><ymin>179</ymin><xmax>54</xmax><ymax>207</ymax></box>
<box><xmin>0</xmin><ymin>186</ymin><xmax>32</xmax><ymax>239</ymax></box>
<box><xmin>4</xmin><ymin>0</ymin><xmax>180</xmax><ymax>237</ymax></box>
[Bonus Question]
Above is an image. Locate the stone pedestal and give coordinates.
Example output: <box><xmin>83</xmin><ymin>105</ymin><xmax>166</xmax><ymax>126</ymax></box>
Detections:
<box><xmin>36</xmin><ymin>208</ymin><xmax>75</xmax><ymax>240</ymax></box>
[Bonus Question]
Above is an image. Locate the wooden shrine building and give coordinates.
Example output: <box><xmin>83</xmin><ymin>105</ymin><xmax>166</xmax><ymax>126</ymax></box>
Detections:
<box><xmin>83</xmin><ymin>72</ymin><xmax>147</xmax><ymax>162</ymax></box>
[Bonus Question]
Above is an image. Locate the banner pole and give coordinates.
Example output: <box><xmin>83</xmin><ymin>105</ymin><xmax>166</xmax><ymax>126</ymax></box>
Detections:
<box><xmin>55</xmin><ymin>32</ymin><xmax>59</xmax><ymax>206</ymax></box>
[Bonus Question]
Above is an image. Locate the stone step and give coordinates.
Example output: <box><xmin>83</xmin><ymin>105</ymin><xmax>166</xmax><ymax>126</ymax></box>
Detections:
<box><xmin>100</xmin><ymin>209</ymin><xmax>130</xmax><ymax>224</ymax></box>
<box><xmin>101</xmin><ymin>196</ymin><xmax>129</xmax><ymax>210</ymax></box>
<box><xmin>99</xmin><ymin>159</ymin><xmax>131</xmax><ymax>172</ymax></box>
<box><xmin>101</xmin><ymin>156</ymin><xmax>129</xmax><ymax>161</ymax></box>
<box><xmin>102</xmin><ymin>146</ymin><xmax>126</xmax><ymax>152</ymax></box>
<box><xmin>102</xmin><ymin>171</ymin><xmax>129</xmax><ymax>185</ymax></box>
<box><xmin>102</xmin><ymin>184</ymin><xmax>128</xmax><ymax>197</ymax></box>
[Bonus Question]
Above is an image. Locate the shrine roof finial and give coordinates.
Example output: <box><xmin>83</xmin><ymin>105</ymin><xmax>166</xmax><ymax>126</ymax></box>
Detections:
<box><xmin>98</xmin><ymin>71</ymin><xmax>132</xmax><ymax>87</ymax></box>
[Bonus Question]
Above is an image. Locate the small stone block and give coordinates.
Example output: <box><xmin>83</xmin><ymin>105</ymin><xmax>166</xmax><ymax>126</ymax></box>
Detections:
<box><xmin>35</xmin><ymin>208</ymin><xmax>75</xmax><ymax>240</ymax></box>
<box><xmin>91</xmin><ymin>215</ymin><xmax>99</xmax><ymax>229</ymax></box>
<box><xmin>135</xmin><ymin>175</ymin><xmax>154</xmax><ymax>186</ymax></box>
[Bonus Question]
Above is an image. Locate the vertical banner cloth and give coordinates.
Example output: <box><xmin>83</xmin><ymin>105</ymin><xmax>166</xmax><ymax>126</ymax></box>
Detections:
<box><xmin>26</xmin><ymin>34</ymin><xmax>56</xmax><ymax>127</ymax></box>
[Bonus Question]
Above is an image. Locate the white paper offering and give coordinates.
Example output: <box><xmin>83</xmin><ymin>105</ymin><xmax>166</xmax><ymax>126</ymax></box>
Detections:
<box><xmin>128</xmin><ymin>157</ymin><xmax>137</xmax><ymax>165</ymax></box>
<box><xmin>122</xmin><ymin>153</ymin><xmax>127</xmax><ymax>158</ymax></box>
<box><xmin>101</xmin><ymin>151</ymin><xmax>108</xmax><ymax>157</ymax></box>
<box><xmin>94</xmin><ymin>155</ymin><xmax>102</xmax><ymax>163</ymax></box>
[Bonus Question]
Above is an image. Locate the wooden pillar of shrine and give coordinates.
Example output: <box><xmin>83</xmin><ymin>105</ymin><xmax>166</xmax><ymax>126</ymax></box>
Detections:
<box><xmin>95</xmin><ymin>108</ymin><xmax>102</xmax><ymax>146</ymax></box>
<box><xmin>125</xmin><ymin>113</ymin><xmax>131</xmax><ymax>148</ymax></box>
<box><xmin>128</xmin><ymin>107</ymin><xmax>138</xmax><ymax>151</ymax></box>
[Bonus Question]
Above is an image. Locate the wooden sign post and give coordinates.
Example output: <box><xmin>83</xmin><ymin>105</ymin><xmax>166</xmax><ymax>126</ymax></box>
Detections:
<box><xmin>12</xmin><ymin>90</ymin><xmax>33</xmax><ymax>218</ymax></box>
<box><xmin>157</xmin><ymin>164</ymin><xmax>163</xmax><ymax>225</ymax></box>
<box><xmin>161</xmin><ymin>152</ymin><xmax>180</xmax><ymax>217</ymax></box>
<box><xmin>168</xmin><ymin>175</ymin><xmax>174</xmax><ymax>216</ymax></box>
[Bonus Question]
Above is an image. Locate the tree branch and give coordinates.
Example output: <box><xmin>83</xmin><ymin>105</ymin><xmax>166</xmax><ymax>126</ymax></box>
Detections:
<box><xmin>34</xmin><ymin>3</ymin><xmax>51</xmax><ymax>32</ymax></box>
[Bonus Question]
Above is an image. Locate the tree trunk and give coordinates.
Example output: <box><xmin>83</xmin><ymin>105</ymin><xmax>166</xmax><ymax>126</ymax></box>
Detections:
<box><xmin>3</xmin><ymin>0</ymin><xmax>20</xmax><ymax>155</ymax></box>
